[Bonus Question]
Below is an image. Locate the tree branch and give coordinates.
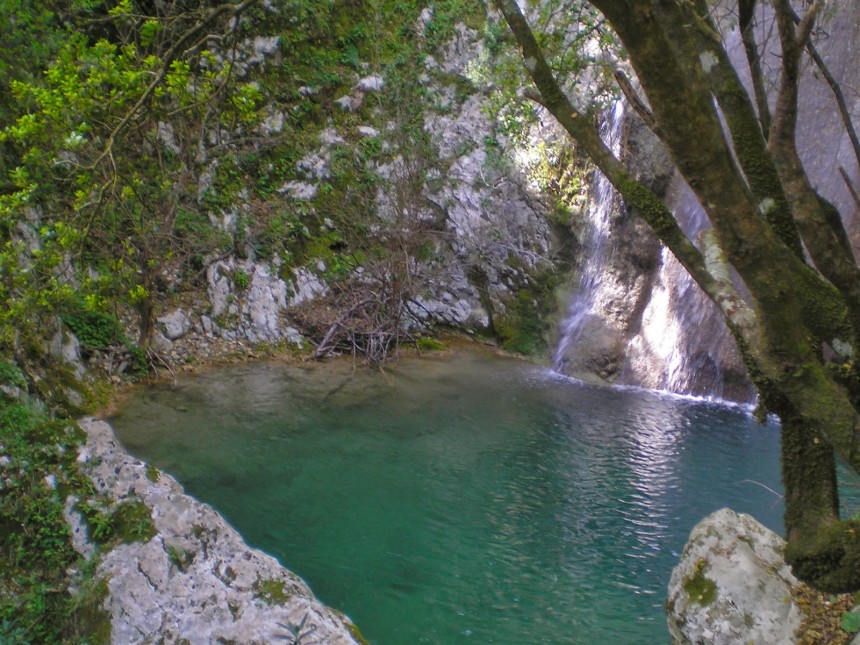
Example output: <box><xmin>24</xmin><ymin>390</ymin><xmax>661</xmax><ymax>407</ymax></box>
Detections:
<box><xmin>786</xmin><ymin>4</ymin><xmax>860</xmax><ymax>176</ymax></box>
<box><xmin>89</xmin><ymin>0</ymin><xmax>260</xmax><ymax>170</ymax></box>
<box><xmin>738</xmin><ymin>0</ymin><xmax>771</xmax><ymax>137</ymax></box>
<box><xmin>612</xmin><ymin>69</ymin><xmax>657</xmax><ymax>132</ymax></box>
<box><xmin>493</xmin><ymin>0</ymin><xmax>757</xmax><ymax>341</ymax></box>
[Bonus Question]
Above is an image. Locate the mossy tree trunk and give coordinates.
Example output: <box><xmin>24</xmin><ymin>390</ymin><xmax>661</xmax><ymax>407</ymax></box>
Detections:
<box><xmin>494</xmin><ymin>0</ymin><xmax>860</xmax><ymax>591</ymax></box>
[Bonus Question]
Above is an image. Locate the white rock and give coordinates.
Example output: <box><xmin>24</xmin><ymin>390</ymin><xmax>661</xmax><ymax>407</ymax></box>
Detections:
<box><xmin>667</xmin><ymin>508</ymin><xmax>802</xmax><ymax>645</ymax></box>
<box><xmin>75</xmin><ymin>418</ymin><xmax>360</xmax><ymax>644</ymax></box>
<box><xmin>151</xmin><ymin>331</ymin><xmax>173</xmax><ymax>353</ymax></box>
<box><xmin>334</xmin><ymin>95</ymin><xmax>353</xmax><ymax>111</ymax></box>
<box><xmin>356</xmin><ymin>75</ymin><xmax>385</xmax><ymax>92</ymax></box>
<box><xmin>260</xmin><ymin>110</ymin><xmax>284</xmax><ymax>134</ymax></box>
<box><xmin>157</xmin><ymin>309</ymin><xmax>193</xmax><ymax>341</ymax></box>
<box><xmin>297</xmin><ymin>151</ymin><xmax>331</xmax><ymax>180</ymax></box>
<box><xmin>50</xmin><ymin>330</ymin><xmax>86</xmax><ymax>378</ymax></box>
<box><xmin>243</xmin><ymin>264</ymin><xmax>289</xmax><ymax>343</ymax></box>
<box><xmin>156</xmin><ymin>122</ymin><xmax>181</xmax><ymax>155</ymax></box>
<box><xmin>64</xmin><ymin>495</ymin><xmax>96</xmax><ymax>560</ymax></box>
<box><xmin>289</xmin><ymin>268</ymin><xmax>329</xmax><ymax>307</ymax></box>
<box><xmin>278</xmin><ymin>180</ymin><xmax>318</xmax><ymax>200</ymax></box>
<box><xmin>320</xmin><ymin>127</ymin><xmax>345</xmax><ymax>145</ymax></box>
<box><xmin>357</xmin><ymin>125</ymin><xmax>380</xmax><ymax>138</ymax></box>
<box><xmin>208</xmin><ymin>262</ymin><xmax>233</xmax><ymax>318</ymax></box>
<box><xmin>253</xmin><ymin>35</ymin><xmax>280</xmax><ymax>57</ymax></box>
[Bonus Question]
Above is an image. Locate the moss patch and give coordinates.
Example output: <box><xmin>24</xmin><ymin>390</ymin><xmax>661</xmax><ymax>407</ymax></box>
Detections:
<box><xmin>145</xmin><ymin>464</ymin><xmax>160</xmax><ymax>483</ymax></box>
<box><xmin>69</xmin><ymin>576</ymin><xmax>112</xmax><ymax>645</ymax></box>
<box><xmin>416</xmin><ymin>337</ymin><xmax>447</xmax><ymax>352</ymax></box>
<box><xmin>683</xmin><ymin>558</ymin><xmax>717</xmax><ymax>606</ymax></box>
<box><xmin>347</xmin><ymin>621</ymin><xmax>372</xmax><ymax>645</ymax></box>
<box><xmin>786</xmin><ymin>519</ymin><xmax>860</xmax><ymax>592</ymax></box>
<box><xmin>112</xmin><ymin>500</ymin><xmax>156</xmax><ymax>544</ymax></box>
<box><xmin>492</xmin><ymin>269</ymin><xmax>561</xmax><ymax>356</ymax></box>
<box><xmin>254</xmin><ymin>577</ymin><xmax>292</xmax><ymax>605</ymax></box>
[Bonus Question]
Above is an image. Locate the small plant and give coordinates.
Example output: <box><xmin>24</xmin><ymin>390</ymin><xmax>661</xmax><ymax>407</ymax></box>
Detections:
<box><xmin>416</xmin><ymin>337</ymin><xmax>446</xmax><ymax>352</ymax></box>
<box><xmin>0</xmin><ymin>361</ymin><xmax>26</xmax><ymax>388</ymax></box>
<box><xmin>167</xmin><ymin>544</ymin><xmax>194</xmax><ymax>571</ymax></box>
<box><xmin>275</xmin><ymin>613</ymin><xmax>318</xmax><ymax>644</ymax></box>
<box><xmin>234</xmin><ymin>268</ymin><xmax>251</xmax><ymax>290</ymax></box>
<box><xmin>255</xmin><ymin>578</ymin><xmax>292</xmax><ymax>605</ymax></box>
<box><xmin>0</xmin><ymin>617</ymin><xmax>31</xmax><ymax>645</ymax></box>
<box><xmin>841</xmin><ymin>610</ymin><xmax>860</xmax><ymax>633</ymax></box>
<box><xmin>61</xmin><ymin>306</ymin><xmax>122</xmax><ymax>351</ymax></box>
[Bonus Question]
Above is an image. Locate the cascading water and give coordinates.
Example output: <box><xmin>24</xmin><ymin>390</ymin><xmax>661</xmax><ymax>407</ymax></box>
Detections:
<box><xmin>552</xmin><ymin>104</ymin><xmax>753</xmax><ymax>401</ymax></box>
<box><xmin>621</xmin><ymin>177</ymin><xmax>753</xmax><ymax>401</ymax></box>
<box><xmin>553</xmin><ymin>1</ymin><xmax>860</xmax><ymax>403</ymax></box>
<box><xmin>552</xmin><ymin>102</ymin><xmax>636</xmax><ymax>380</ymax></box>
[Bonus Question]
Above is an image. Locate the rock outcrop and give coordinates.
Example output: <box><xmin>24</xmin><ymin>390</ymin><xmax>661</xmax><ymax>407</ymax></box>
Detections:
<box><xmin>667</xmin><ymin>508</ymin><xmax>802</xmax><ymax>645</ymax></box>
<box><xmin>73</xmin><ymin>418</ymin><xmax>362</xmax><ymax>644</ymax></box>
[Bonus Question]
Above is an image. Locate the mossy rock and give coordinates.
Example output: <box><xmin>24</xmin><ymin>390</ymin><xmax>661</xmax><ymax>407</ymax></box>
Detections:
<box><xmin>254</xmin><ymin>577</ymin><xmax>292</xmax><ymax>605</ymax></box>
<box><xmin>683</xmin><ymin>558</ymin><xmax>717</xmax><ymax>606</ymax></box>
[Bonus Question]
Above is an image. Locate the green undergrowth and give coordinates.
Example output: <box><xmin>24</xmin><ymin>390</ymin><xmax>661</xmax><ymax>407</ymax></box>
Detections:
<box><xmin>493</xmin><ymin>268</ymin><xmax>563</xmax><ymax>356</ymax></box>
<box><xmin>0</xmin><ymin>375</ymin><xmax>138</xmax><ymax>642</ymax></box>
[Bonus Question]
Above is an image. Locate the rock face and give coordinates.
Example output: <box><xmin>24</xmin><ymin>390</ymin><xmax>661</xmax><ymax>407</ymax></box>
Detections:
<box><xmin>74</xmin><ymin>418</ymin><xmax>361</xmax><ymax>645</ymax></box>
<box><xmin>667</xmin><ymin>508</ymin><xmax>802</xmax><ymax>645</ymax></box>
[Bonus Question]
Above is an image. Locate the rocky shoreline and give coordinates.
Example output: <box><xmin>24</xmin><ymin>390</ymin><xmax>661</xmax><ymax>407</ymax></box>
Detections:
<box><xmin>70</xmin><ymin>418</ymin><xmax>364</xmax><ymax>644</ymax></box>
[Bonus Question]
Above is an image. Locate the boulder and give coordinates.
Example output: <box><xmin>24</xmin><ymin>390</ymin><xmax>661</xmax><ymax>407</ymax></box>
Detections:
<box><xmin>157</xmin><ymin>309</ymin><xmax>192</xmax><ymax>340</ymax></box>
<box><xmin>667</xmin><ymin>508</ymin><xmax>802</xmax><ymax>645</ymax></box>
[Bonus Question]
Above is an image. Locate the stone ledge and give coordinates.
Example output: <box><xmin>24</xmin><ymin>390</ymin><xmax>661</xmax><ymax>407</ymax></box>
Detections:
<box><xmin>75</xmin><ymin>418</ymin><xmax>361</xmax><ymax>645</ymax></box>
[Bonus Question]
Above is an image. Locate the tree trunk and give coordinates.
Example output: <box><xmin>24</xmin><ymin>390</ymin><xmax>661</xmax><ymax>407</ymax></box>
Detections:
<box><xmin>495</xmin><ymin>0</ymin><xmax>860</xmax><ymax>591</ymax></box>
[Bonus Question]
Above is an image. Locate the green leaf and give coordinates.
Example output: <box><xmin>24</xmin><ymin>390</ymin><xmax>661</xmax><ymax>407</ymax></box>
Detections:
<box><xmin>841</xmin><ymin>611</ymin><xmax>860</xmax><ymax>633</ymax></box>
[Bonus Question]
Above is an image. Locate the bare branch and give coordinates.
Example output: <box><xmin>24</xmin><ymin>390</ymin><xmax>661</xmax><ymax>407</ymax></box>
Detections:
<box><xmin>738</xmin><ymin>0</ymin><xmax>771</xmax><ymax>137</ymax></box>
<box><xmin>613</xmin><ymin>69</ymin><xmax>656</xmax><ymax>131</ymax></box>
<box><xmin>785</xmin><ymin>4</ymin><xmax>860</xmax><ymax>176</ymax></box>
<box><xmin>840</xmin><ymin>167</ymin><xmax>860</xmax><ymax>211</ymax></box>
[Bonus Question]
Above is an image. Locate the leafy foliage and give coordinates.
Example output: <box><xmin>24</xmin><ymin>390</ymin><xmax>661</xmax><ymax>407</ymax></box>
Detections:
<box><xmin>0</xmin><ymin>399</ymin><xmax>110</xmax><ymax>643</ymax></box>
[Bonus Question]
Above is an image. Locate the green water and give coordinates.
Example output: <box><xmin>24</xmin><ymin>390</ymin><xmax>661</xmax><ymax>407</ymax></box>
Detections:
<box><xmin>111</xmin><ymin>348</ymin><xmax>789</xmax><ymax>644</ymax></box>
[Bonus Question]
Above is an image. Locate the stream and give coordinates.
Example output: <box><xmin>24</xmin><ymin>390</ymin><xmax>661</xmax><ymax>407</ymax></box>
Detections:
<box><xmin>110</xmin><ymin>347</ymin><xmax>792</xmax><ymax>644</ymax></box>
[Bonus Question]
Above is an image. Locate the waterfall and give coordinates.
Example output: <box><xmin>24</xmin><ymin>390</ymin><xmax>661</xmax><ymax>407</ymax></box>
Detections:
<box><xmin>550</xmin><ymin>2</ymin><xmax>860</xmax><ymax>403</ymax></box>
<box><xmin>620</xmin><ymin>177</ymin><xmax>754</xmax><ymax>402</ymax></box>
<box><xmin>552</xmin><ymin>104</ymin><xmax>753</xmax><ymax>402</ymax></box>
<box><xmin>552</xmin><ymin>102</ymin><xmax>630</xmax><ymax>379</ymax></box>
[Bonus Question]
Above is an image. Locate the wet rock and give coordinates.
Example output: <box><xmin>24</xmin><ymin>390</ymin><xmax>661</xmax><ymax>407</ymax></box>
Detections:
<box><xmin>667</xmin><ymin>508</ymin><xmax>802</xmax><ymax>645</ymax></box>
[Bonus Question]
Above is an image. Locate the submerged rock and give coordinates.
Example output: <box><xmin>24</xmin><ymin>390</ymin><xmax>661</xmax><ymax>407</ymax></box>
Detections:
<box><xmin>75</xmin><ymin>418</ymin><xmax>362</xmax><ymax>644</ymax></box>
<box><xmin>667</xmin><ymin>508</ymin><xmax>802</xmax><ymax>645</ymax></box>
